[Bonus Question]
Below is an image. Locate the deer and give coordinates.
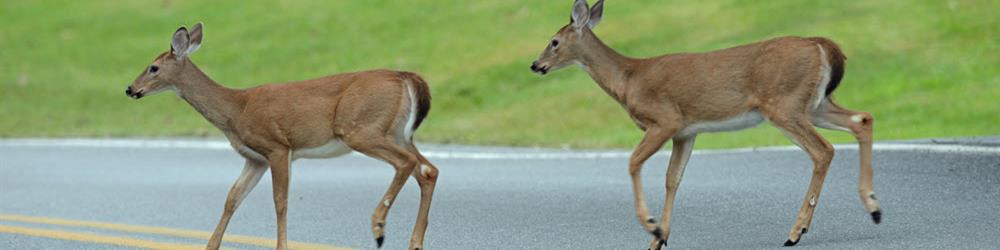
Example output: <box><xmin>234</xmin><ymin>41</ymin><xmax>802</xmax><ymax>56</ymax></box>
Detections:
<box><xmin>530</xmin><ymin>1</ymin><xmax>881</xmax><ymax>248</ymax></box>
<box><xmin>125</xmin><ymin>22</ymin><xmax>438</xmax><ymax>250</ymax></box>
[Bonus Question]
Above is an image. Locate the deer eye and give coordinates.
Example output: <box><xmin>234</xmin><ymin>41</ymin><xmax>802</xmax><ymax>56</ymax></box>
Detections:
<box><xmin>550</xmin><ymin>40</ymin><xmax>560</xmax><ymax>48</ymax></box>
<box><xmin>149</xmin><ymin>65</ymin><xmax>159</xmax><ymax>73</ymax></box>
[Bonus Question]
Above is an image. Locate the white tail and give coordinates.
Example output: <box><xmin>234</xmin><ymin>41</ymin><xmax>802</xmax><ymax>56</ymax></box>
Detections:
<box><xmin>531</xmin><ymin>1</ymin><xmax>879</xmax><ymax>248</ymax></box>
<box><xmin>126</xmin><ymin>22</ymin><xmax>438</xmax><ymax>250</ymax></box>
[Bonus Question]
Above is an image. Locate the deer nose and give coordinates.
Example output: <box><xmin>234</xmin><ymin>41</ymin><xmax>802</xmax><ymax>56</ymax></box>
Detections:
<box><xmin>125</xmin><ymin>86</ymin><xmax>133</xmax><ymax>96</ymax></box>
<box><xmin>530</xmin><ymin>61</ymin><xmax>539</xmax><ymax>71</ymax></box>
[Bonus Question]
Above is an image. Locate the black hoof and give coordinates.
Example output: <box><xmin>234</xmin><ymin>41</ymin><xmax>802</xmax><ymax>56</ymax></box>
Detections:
<box><xmin>650</xmin><ymin>226</ymin><xmax>663</xmax><ymax>239</ymax></box>
<box><xmin>376</xmin><ymin>236</ymin><xmax>385</xmax><ymax>248</ymax></box>
<box><xmin>784</xmin><ymin>239</ymin><xmax>798</xmax><ymax>246</ymax></box>
<box><xmin>648</xmin><ymin>239</ymin><xmax>665</xmax><ymax>250</ymax></box>
<box><xmin>784</xmin><ymin>228</ymin><xmax>806</xmax><ymax>247</ymax></box>
<box><xmin>871</xmin><ymin>210</ymin><xmax>882</xmax><ymax>224</ymax></box>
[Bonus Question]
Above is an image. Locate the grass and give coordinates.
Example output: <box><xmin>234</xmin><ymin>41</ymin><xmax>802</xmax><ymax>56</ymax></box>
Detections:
<box><xmin>1</xmin><ymin>0</ymin><xmax>997</xmax><ymax>149</ymax></box>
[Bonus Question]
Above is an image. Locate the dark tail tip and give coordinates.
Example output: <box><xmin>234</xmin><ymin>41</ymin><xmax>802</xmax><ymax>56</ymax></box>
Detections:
<box><xmin>809</xmin><ymin>37</ymin><xmax>847</xmax><ymax>96</ymax></box>
<box><xmin>376</xmin><ymin>236</ymin><xmax>385</xmax><ymax>248</ymax></box>
<box><xmin>871</xmin><ymin>210</ymin><xmax>882</xmax><ymax>224</ymax></box>
<box><xmin>400</xmin><ymin>71</ymin><xmax>431</xmax><ymax>132</ymax></box>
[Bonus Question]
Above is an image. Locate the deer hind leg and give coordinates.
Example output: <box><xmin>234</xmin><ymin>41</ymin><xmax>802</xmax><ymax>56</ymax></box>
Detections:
<box><xmin>812</xmin><ymin>100</ymin><xmax>881</xmax><ymax>224</ymax></box>
<box><xmin>406</xmin><ymin>145</ymin><xmax>438</xmax><ymax>250</ymax></box>
<box><xmin>207</xmin><ymin>159</ymin><xmax>268</xmax><ymax>250</ymax></box>
<box><xmin>766</xmin><ymin>111</ymin><xmax>835</xmax><ymax>247</ymax></box>
<box><xmin>346</xmin><ymin>137</ymin><xmax>418</xmax><ymax>249</ymax></box>
<box><xmin>648</xmin><ymin>136</ymin><xmax>696</xmax><ymax>250</ymax></box>
<box><xmin>628</xmin><ymin>126</ymin><xmax>677</xmax><ymax>241</ymax></box>
<box><xmin>265</xmin><ymin>150</ymin><xmax>292</xmax><ymax>250</ymax></box>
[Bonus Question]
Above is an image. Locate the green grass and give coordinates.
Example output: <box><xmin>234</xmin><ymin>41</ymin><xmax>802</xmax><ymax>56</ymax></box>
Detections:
<box><xmin>1</xmin><ymin>0</ymin><xmax>997</xmax><ymax>148</ymax></box>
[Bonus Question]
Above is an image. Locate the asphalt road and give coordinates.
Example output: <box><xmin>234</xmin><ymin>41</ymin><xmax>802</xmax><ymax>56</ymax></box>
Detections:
<box><xmin>1</xmin><ymin>139</ymin><xmax>999</xmax><ymax>249</ymax></box>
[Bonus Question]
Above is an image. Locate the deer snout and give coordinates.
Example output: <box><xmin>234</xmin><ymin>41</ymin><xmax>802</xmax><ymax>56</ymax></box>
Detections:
<box><xmin>530</xmin><ymin>61</ymin><xmax>548</xmax><ymax>75</ymax></box>
<box><xmin>126</xmin><ymin>86</ymin><xmax>144</xmax><ymax>99</ymax></box>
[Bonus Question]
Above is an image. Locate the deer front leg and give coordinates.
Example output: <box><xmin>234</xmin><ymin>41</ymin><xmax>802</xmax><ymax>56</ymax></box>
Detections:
<box><xmin>268</xmin><ymin>151</ymin><xmax>292</xmax><ymax>250</ymax></box>
<box><xmin>629</xmin><ymin>127</ymin><xmax>676</xmax><ymax>241</ymax></box>
<box><xmin>648</xmin><ymin>136</ymin><xmax>696</xmax><ymax>250</ymax></box>
<box><xmin>207</xmin><ymin>159</ymin><xmax>267</xmax><ymax>250</ymax></box>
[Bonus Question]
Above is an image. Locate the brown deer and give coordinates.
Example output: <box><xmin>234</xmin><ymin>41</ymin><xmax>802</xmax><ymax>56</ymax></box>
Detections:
<box><xmin>530</xmin><ymin>1</ymin><xmax>881</xmax><ymax>248</ymax></box>
<box><xmin>125</xmin><ymin>23</ymin><xmax>438</xmax><ymax>250</ymax></box>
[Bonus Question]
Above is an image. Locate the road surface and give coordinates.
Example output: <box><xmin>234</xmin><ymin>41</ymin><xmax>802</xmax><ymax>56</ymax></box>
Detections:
<box><xmin>1</xmin><ymin>138</ymin><xmax>998</xmax><ymax>249</ymax></box>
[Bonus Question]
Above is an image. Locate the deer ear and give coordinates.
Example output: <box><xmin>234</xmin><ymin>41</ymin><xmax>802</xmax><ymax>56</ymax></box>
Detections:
<box><xmin>588</xmin><ymin>0</ymin><xmax>604</xmax><ymax>29</ymax></box>
<box><xmin>171</xmin><ymin>26</ymin><xmax>190</xmax><ymax>58</ymax></box>
<box><xmin>570</xmin><ymin>0</ymin><xmax>590</xmax><ymax>30</ymax></box>
<box><xmin>186</xmin><ymin>22</ymin><xmax>204</xmax><ymax>56</ymax></box>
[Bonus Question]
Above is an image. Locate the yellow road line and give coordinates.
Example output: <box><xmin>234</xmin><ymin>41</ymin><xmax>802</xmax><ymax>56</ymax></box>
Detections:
<box><xmin>0</xmin><ymin>214</ymin><xmax>351</xmax><ymax>250</ymax></box>
<box><xmin>0</xmin><ymin>224</ymin><xmax>204</xmax><ymax>250</ymax></box>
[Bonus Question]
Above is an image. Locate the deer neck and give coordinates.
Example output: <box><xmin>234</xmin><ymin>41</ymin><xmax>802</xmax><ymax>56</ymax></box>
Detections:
<box><xmin>173</xmin><ymin>60</ymin><xmax>245</xmax><ymax>132</ymax></box>
<box><xmin>575</xmin><ymin>30</ymin><xmax>635</xmax><ymax>103</ymax></box>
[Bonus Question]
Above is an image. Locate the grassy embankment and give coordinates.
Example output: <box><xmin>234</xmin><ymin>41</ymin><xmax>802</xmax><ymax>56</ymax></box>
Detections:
<box><xmin>1</xmin><ymin>1</ymin><xmax>997</xmax><ymax>148</ymax></box>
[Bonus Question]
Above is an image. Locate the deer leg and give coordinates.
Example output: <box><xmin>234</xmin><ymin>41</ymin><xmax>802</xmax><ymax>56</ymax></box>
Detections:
<box><xmin>812</xmin><ymin>101</ymin><xmax>881</xmax><ymax>223</ymax></box>
<box><xmin>407</xmin><ymin>146</ymin><xmax>438</xmax><ymax>250</ymax></box>
<box><xmin>268</xmin><ymin>150</ymin><xmax>292</xmax><ymax>250</ymax></box>
<box><xmin>629</xmin><ymin>127</ymin><xmax>676</xmax><ymax>240</ymax></box>
<box><xmin>769</xmin><ymin>115</ymin><xmax>834</xmax><ymax>247</ymax></box>
<box><xmin>350</xmin><ymin>140</ymin><xmax>418</xmax><ymax>249</ymax></box>
<box><xmin>206</xmin><ymin>159</ymin><xmax>267</xmax><ymax>250</ymax></box>
<box><xmin>648</xmin><ymin>136</ymin><xmax>696</xmax><ymax>250</ymax></box>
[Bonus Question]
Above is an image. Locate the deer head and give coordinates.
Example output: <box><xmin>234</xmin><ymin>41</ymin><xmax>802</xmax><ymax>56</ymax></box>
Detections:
<box><xmin>126</xmin><ymin>22</ymin><xmax>204</xmax><ymax>99</ymax></box>
<box><xmin>530</xmin><ymin>0</ymin><xmax>604</xmax><ymax>75</ymax></box>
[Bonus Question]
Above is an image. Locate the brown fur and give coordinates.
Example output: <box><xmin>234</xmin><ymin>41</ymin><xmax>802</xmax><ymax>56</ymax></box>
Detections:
<box><xmin>127</xmin><ymin>23</ymin><xmax>438</xmax><ymax>250</ymax></box>
<box><xmin>532</xmin><ymin>1</ymin><xmax>881</xmax><ymax>247</ymax></box>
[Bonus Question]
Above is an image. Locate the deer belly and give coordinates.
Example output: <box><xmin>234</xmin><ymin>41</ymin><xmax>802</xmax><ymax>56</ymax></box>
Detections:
<box><xmin>676</xmin><ymin>111</ymin><xmax>764</xmax><ymax>138</ymax></box>
<box><xmin>293</xmin><ymin>140</ymin><xmax>353</xmax><ymax>159</ymax></box>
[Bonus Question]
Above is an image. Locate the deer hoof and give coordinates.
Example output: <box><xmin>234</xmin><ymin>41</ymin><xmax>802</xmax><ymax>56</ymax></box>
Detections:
<box><xmin>871</xmin><ymin>210</ymin><xmax>882</xmax><ymax>224</ymax></box>
<box><xmin>784</xmin><ymin>239</ymin><xmax>798</xmax><ymax>247</ymax></box>
<box><xmin>784</xmin><ymin>228</ymin><xmax>806</xmax><ymax>247</ymax></box>
<box><xmin>650</xmin><ymin>226</ymin><xmax>663</xmax><ymax>239</ymax></box>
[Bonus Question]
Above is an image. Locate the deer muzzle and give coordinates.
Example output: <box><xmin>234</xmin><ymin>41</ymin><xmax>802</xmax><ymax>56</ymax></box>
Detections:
<box><xmin>530</xmin><ymin>61</ymin><xmax>549</xmax><ymax>75</ymax></box>
<box><xmin>126</xmin><ymin>86</ymin><xmax>144</xmax><ymax>99</ymax></box>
